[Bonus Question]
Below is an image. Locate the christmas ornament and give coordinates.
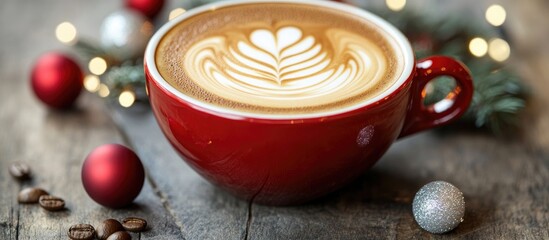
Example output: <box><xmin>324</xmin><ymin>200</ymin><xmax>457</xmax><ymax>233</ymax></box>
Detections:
<box><xmin>81</xmin><ymin>144</ymin><xmax>145</xmax><ymax>208</ymax></box>
<box><xmin>125</xmin><ymin>0</ymin><xmax>165</xmax><ymax>19</ymax></box>
<box><xmin>31</xmin><ymin>52</ymin><xmax>83</xmax><ymax>109</ymax></box>
<box><xmin>100</xmin><ymin>9</ymin><xmax>153</xmax><ymax>61</ymax></box>
<box><xmin>412</xmin><ymin>181</ymin><xmax>465</xmax><ymax>234</ymax></box>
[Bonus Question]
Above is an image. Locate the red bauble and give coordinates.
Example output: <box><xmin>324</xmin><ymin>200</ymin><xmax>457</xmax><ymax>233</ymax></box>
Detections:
<box><xmin>31</xmin><ymin>52</ymin><xmax>83</xmax><ymax>109</ymax></box>
<box><xmin>125</xmin><ymin>0</ymin><xmax>164</xmax><ymax>19</ymax></box>
<box><xmin>81</xmin><ymin>144</ymin><xmax>145</xmax><ymax>208</ymax></box>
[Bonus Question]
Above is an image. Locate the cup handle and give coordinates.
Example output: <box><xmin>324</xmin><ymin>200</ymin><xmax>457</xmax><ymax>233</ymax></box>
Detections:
<box><xmin>398</xmin><ymin>56</ymin><xmax>474</xmax><ymax>138</ymax></box>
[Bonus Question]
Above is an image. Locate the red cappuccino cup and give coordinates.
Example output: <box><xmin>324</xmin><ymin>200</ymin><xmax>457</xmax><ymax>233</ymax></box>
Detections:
<box><xmin>145</xmin><ymin>0</ymin><xmax>473</xmax><ymax>205</ymax></box>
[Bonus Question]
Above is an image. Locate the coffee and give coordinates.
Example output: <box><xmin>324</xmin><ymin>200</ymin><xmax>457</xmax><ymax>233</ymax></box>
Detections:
<box><xmin>96</xmin><ymin>219</ymin><xmax>124</xmax><ymax>240</ymax></box>
<box><xmin>122</xmin><ymin>217</ymin><xmax>147</xmax><ymax>232</ymax></box>
<box><xmin>68</xmin><ymin>218</ymin><xmax>145</xmax><ymax>240</ymax></box>
<box><xmin>68</xmin><ymin>224</ymin><xmax>95</xmax><ymax>240</ymax></box>
<box><xmin>18</xmin><ymin>187</ymin><xmax>48</xmax><ymax>203</ymax></box>
<box><xmin>38</xmin><ymin>195</ymin><xmax>65</xmax><ymax>211</ymax></box>
<box><xmin>106</xmin><ymin>231</ymin><xmax>131</xmax><ymax>240</ymax></box>
<box><xmin>155</xmin><ymin>2</ymin><xmax>403</xmax><ymax>115</ymax></box>
<box><xmin>9</xmin><ymin>162</ymin><xmax>31</xmax><ymax>180</ymax></box>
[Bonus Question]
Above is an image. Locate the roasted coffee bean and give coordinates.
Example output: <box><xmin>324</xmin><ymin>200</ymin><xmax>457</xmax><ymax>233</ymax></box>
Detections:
<box><xmin>121</xmin><ymin>217</ymin><xmax>147</xmax><ymax>232</ymax></box>
<box><xmin>106</xmin><ymin>231</ymin><xmax>131</xmax><ymax>240</ymax></box>
<box><xmin>38</xmin><ymin>195</ymin><xmax>65</xmax><ymax>211</ymax></box>
<box><xmin>9</xmin><ymin>162</ymin><xmax>31</xmax><ymax>180</ymax></box>
<box><xmin>96</xmin><ymin>219</ymin><xmax>124</xmax><ymax>240</ymax></box>
<box><xmin>68</xmin><ymin>224</ymin><xmax>95</xmax><ymax>240</ymax></box>
<box><xmin>17</xmin><ymin>187</ymin><xmax>48</xmax><ymax>203</ymax></box>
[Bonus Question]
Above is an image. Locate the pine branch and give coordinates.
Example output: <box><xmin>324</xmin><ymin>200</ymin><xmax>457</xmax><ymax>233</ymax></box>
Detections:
<box><xmin>371</xmin><ymin>7</ymin><xmax>529</xmax><ymax>134</ymax></box>
<box><xmin>73</xmin><ymin>38</ymin><xmax>107</xmax><ymax>62</ymax></box>
<box><xmin>102</xmin><ymin>63</ymin><xmax>147</xmax><ymax>102</ymax></box>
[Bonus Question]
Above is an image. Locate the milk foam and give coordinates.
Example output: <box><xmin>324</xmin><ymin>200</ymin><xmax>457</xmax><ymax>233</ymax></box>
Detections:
<box><xmin>184</xmin><ymin>25</ymin><xmax>386</xmax><ymax>108</ymax></box>
<box><xmin>155</xmin><ymin>3</ymin><xmax>404</xmax><ymax>115</ymax></box>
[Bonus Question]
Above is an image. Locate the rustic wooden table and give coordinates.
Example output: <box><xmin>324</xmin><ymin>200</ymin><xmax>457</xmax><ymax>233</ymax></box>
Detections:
<box><xmin>1</xmin><ymin>0</ymin><xmax>548</xmax><ymax>239</ymax></box>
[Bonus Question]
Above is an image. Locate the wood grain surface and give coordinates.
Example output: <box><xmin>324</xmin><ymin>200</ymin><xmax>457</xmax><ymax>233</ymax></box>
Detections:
<box><xmin>1</xmin><ymin>0</ymin><xmax>548</xmax><ymax>239</ymax></box>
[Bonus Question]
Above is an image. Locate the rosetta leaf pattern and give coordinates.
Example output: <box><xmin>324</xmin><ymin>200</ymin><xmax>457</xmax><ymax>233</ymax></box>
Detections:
<box><xmin>183</xmin><ymin>25</ymin><xmax>388</xmax><ymax>108</ymax></box>
<box><xmin>227</xmin><ymin>26</ymin><xmax>331</xmax><ymax>85</ymax></box>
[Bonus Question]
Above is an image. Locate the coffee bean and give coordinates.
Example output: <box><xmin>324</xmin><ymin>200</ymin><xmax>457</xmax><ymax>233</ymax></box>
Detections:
<box><xmin>68</xmin><ymin>224</ymin><xmax>95</xmax><ymax>240</ymax></box>
<box><xmin>17</xmin><ymin>187</ymin><xmax>48</xmax><ymax>203</ymax></box>
<box><xmin>121</xmin><ymin>217</ymin><xmax>147</xmax><ymax>232</ymax></box>
<box><xmin>38</xmin><ymin>195</ymin><xmax>65</xmax><ymax>211</ymax></box>
<box><xmin>9</xmin><ymin>162</ymin><xmax>31</xmax><ymax>180</ymax></box>
<box><xmin>106</xmin><ymin>231</ymin><xmax>131</xmax><ymax>240</ymax></box>
<box><xmin>96</xmin><ymin>219</ymin><xmax>124</xmax><ymax>240</ymax></box>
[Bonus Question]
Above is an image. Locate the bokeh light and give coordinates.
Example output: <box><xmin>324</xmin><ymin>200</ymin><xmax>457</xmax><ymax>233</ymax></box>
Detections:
<box><xmin>89</xmin><ymin>57</ymin><xmax>107</xmax><ymax>75</ymax></box>
<box><xmin>488</xmin><ymin>38</ymin><xmax>510</xmax><ymax>62</ymax></box>
<box><xmin>55</xmin><ymin>22</ymin><xmax>77</xmax><ymax>44</ymax></box>
<box><xmin>169</xmin><ymin>8</ymin><xmax>186</xmax><ymax>20</ymax></box>
<box><xmin>119</xmin><ymin>90</ymin><xmax>136</xmax><ymax>108</ymax></box>
<box><xmin>386</xmin><ymin>0</ymin><xmax>406</xmax><ymax>11</ymax></box>
<box><xmin>469</xmin><ymin>37</ymin><xmax>488</xmax><ymax>57</ymax></box>
<box><xmin>84</xmin><ymin>75</ymin><xmax>100</xmax><ymax>92</ymax></box>
<box><xmin>486</xmin><ymin>5</ymin><xmax>506</xmax><ymax>27</ymax></box>
<box><xmin>98</xmin><ymin>84</ymin><xmax>110</xmax><ymax>98</ymax></box>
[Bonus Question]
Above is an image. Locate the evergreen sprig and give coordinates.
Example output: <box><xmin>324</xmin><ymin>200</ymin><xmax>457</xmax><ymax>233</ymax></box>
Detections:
<box><xmin>73</xmin><ymin>38</ymin><xmax>110</xmax><ymax>63</ymax></box>
<box><xmin>72</xmin><ymin>39</ymin><xmax>148</xmax><ymax>104</ymax></box>
<box><xmin>372</xmin><ymin>7</ymin><xmax>528</xmax><ymax>133</ymax></box>
<box><xmin>103</xmin><ymin>62</ymin><xmax>148</xmax><ymax>102</ymax></box>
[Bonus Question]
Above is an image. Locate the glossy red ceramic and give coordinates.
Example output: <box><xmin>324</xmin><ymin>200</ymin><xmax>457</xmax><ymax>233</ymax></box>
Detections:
<box><xmin>144</xmin><ymin>1</ymin><xmax>473</xmax><ymax>205</ymax></box>
<box><xmin>145</xmin><ymin>56</ymin><xmax>472</xmax><ymax>205</ymax></box>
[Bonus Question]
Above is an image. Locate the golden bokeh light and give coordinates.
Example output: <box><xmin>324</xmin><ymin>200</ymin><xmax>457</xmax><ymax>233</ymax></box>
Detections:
<box><xmin>83</xmin><ymin>75</ymin><xmax>100</xmax><ymax>92</ymax></box>
<box><xmin>55</xmin><ymin>22</ymin><xmax>77</xmax><ymax>44</ymax></box>
<box><xmin>386</xmin><ymin>0</ymin><xmax>406</xmax><ymax>11</ymax></box>
<box><xmin>88</xmin><ymin>57</ymin><xmax>107</xmax><ymax>75</ymax></box>
<box><xmin>488</xmin><ymin>38</ymin><xmax>510</xmax><ymax>62</ymax></box>
<box><xmin>98</xmin><ymin>84</ymin><xmax>110</xmax><ymax>98</ymax></box>
<box><xmin>169</xmin><ymin>8</ymin><xmax>186</xmax><ymax>21</ymax></box>
<box><xmin>469</xmin><ymin>37</ymin><xmax>488</xmax><ymax>57</ymax></box>
<box><xmin>119</xmin><ymin>90</ymin><xmax>136</xmax><ymax>108</ymax></box>
<box><xmin>486</xmin><ymin>5</ymin><xmax>506</xmax><ymax>27</ymax></box>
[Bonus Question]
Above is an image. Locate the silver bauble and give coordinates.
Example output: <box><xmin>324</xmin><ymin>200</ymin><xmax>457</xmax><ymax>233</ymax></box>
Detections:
<box><xmin>412</xmin><ymin>181</ymin><xmax>465</xmax><ymax>234</ymax></box>
<box><xmin>100</xmin><ymin>9</ymin><xmax>153</xmax><ymax>61</ymax></box>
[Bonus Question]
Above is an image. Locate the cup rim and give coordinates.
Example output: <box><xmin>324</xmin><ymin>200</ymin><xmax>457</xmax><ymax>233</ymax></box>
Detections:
<box><xmin>145</xmin><ymin>0</ymin><xmax>414</xmax><ymax>120</ymax></box>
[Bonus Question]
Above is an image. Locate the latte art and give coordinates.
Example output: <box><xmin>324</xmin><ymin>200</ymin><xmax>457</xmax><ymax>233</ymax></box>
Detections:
<box><xmin>155</xmin><ymin>3</ymin><xmax>403</xmax><ymax>115</ymax></box>
<box><xmin>183</xmin><ymin>25</ymin><xmax>386</xmax><ymax>108</ymax></box>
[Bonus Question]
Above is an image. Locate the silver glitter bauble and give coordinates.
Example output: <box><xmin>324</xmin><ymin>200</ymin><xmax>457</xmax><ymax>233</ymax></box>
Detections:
<box><xmin>100</xmin><ymin>9</ymin><xmax>153</xmax><ymax>61</ymax></box>
<box><xmin>412</xmin><ymin>181</ymin><xmax>465</xmax><ymax>234</ymax></box>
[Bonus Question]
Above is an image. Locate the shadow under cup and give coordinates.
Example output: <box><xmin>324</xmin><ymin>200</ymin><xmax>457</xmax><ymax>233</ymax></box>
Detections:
<box><xmin>144</xmin><ymin>0</ymin><xmax>473</xmax><ymax>205</ymax></box>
